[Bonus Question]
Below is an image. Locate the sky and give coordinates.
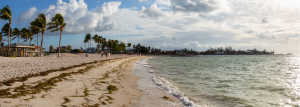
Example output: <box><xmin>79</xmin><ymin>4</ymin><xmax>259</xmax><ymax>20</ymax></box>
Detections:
<box><xmin>0</xmin><ymin>0</ymin><xmax>299</xmax><ymax>54</ymax></box>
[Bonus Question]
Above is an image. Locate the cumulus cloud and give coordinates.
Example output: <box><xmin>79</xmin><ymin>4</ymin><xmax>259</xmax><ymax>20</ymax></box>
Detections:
<box><xmin>18</xmin><ymin>7</ymin><xmax>37</xmax><ymax>25</ymax></box>
<box><xmin>170</xmin><ymin>0</ymin><xmax>230</xmax><ymax>14</ymax></box>
<box><xmin>18</xmin><ymin>0</ymin><xmax>121</xmax><ymax>35</ymax></box>
<box><xmin>139</xmin><ymin>4</ymin><xmax>170</xmax><ymax>19</ymax></box>
<box><xmin>154</xmin><ymin>0</ymin><xmax>171</xmax><ymax>6</ymax></box>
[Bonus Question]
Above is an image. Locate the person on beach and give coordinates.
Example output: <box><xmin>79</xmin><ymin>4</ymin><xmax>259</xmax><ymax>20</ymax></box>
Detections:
<box><xmin>101</xmin><ymin>51</ymin><xmax>103</xmax><ymax>58</ymax></box>
<box><xmin>105</xmin><ymin>51</ymin><xmax>108</xmax><ymax>58</ymax></box>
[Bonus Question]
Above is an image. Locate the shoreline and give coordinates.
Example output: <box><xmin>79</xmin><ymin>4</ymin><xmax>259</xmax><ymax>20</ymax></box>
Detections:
<box><xmin>132</xmin><ymin>58</ymin><xmax>182</xmax><ymax>107</ymax></box>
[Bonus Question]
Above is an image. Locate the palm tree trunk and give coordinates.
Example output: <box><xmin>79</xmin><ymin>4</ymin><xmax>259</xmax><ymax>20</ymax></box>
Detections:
<box><xmin>40</xmin><ymin>32</ymin><xmax>44</xmax><ymax>57</ymax></box>
<box><xmin>58</xmin><ymin>31</ymin><xmax>62</xmax><ymax>57</ymax></box>
<box><xmin>18</xmin><ymin>35</ymin><xmax>19</xmax><ymax>43</ymax></box>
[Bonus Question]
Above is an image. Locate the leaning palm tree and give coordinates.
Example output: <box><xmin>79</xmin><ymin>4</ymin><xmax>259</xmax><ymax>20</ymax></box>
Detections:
<box><xmin>29</xmin><ymin>19</ymin><xmax>41</xmax><ymax>56</ymax></box>
<box><xmin>12</xmin><ymin>28</ymin><xmax>20</xmax><ymax>43</ymax></box>
<box><xmin>35</xmin><ymin>14</ymin><xmax>46</xmax><ymax>57</ymax></box>
<box><xmin>47</xmin><ymin>13</ymin><xmax>66</xmax><ymax>57</ymax></box>
<box><xmin>0</xmin><ymin>5</ymin><xmax>12</xmax><ymax>56</ymax></box>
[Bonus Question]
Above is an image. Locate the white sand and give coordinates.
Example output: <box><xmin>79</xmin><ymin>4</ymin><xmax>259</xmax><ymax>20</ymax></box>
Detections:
<box><xmin>0</xmin><ymin>53</ymin><xmax>135</xmax><ymax>82</ymax></box>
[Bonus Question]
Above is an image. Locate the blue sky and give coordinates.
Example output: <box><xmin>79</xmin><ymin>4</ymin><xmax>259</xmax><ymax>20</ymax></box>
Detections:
<box><xmin>1</xmin><ymin>0</ymin><xmax>299</xmax><ymax>54</ymax></box>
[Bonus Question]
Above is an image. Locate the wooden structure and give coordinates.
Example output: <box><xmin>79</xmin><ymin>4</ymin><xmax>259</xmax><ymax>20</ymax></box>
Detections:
<box><xmin>0</xmin><ymin>43</ymin><xmax>36</xmax><ymax>57</ymax></box>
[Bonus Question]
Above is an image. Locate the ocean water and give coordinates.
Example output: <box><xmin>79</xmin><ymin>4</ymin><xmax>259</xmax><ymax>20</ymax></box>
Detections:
<box><xmin>146</xmin><ymin>55</ymin><xmax>300</xmax><ymax>107</ymax></box>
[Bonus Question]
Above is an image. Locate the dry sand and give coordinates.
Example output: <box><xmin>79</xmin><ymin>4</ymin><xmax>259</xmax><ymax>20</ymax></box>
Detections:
<box><xmin>0</xmin><ymin>53</ymin><xmax>135</xmax><ymax>82</ymax></box>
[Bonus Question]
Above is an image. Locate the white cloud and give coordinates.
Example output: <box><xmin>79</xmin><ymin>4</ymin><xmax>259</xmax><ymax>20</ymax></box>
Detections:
<box><xmin>18</xmin><ymin>7</ymin><xmax>37</xmax><ymax>25</ymax></box>
<box><xmin>154</xmin><ymin>0</ymin><xmax>171</xmax><ymax>6</ymax></box>
<box><xmin>139</xmin><ymin>4</ymin><xmax>171</xmax><ymax>19</ymax></box>
<box><xmin>139</xmin><ymin>0</ymin><xmax>147</xmax><ymax>3</ymax></box>
<box><xmin>18</xmin><ymin>0</ymin><xmax>121</xmax><ymax>35</ymax></box>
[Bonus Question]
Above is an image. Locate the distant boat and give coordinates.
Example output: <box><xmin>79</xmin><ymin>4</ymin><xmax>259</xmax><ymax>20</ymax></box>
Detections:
<box><xmin>286</xmin><ymin>53</ymin><xmax>293</xmax><ymax>55</ymax></box>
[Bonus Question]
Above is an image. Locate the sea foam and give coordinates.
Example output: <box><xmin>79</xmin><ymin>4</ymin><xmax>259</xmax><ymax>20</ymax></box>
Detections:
<box><xmin>143</xmin><ymin>58</ymin><xmax>202</xmax><ymax>107</ymax></box>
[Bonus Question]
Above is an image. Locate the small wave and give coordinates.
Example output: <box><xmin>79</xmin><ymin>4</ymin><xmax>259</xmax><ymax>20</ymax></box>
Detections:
<box><xmin>144</xmin><ymin>58</ymin><xmax>202</xmax><ymax>107</ymax></box>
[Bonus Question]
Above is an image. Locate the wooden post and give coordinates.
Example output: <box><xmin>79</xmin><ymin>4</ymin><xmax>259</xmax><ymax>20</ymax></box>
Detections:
<box><xmin>14</xmin><ymin>48</ymin><xmax>16</xmax><ymax>57</ymax></box>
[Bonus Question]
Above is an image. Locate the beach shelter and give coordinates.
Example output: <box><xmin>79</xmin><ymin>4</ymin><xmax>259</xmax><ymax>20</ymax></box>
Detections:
<box><xmin>1</xmin><ymin>43</ymin><xmax>36</xmax><ymax>57</ymax></box>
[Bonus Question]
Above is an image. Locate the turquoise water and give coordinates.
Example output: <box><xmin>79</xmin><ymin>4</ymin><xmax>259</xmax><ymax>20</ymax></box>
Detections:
<box><xmin>147</xmin><ymin>55</ymin><xmax>300</xmax><ymax>107</ymax></box>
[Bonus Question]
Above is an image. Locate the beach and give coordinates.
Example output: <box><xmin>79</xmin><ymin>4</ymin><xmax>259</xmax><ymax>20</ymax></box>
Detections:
<box><xmin>0</xmin><ymin>54</ymin><xmax>182</xmax><ymax>107</ymax></box>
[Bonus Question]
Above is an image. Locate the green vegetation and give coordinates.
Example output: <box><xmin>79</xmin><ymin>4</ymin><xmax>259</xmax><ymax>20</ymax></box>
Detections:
<box><xmin>49</xmin><ymin>45</ymin><xmax>53</xmax><ymax>52</ymax></box>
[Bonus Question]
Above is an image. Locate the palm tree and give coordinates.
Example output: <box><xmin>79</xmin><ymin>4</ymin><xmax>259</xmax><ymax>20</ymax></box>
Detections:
<box><xmin>85</xmin><ymin>33</ymin><xmax>91</xmax><ymax>53</ymax></box>
<box><xmin>29</xmin><ymin>19</ymin><xmax>41</xmax><ymax>56</ymax></box>
<box><xmin>0</xmin><ymin>5</ymin><xmax>12</xmax><ymax>56</ymax></box>
<box><xmin>1</xmin><ymin>23</ymin><xmax>11</xmax><ymax>56</ymax></box>
<box><xmin>102</xmin><ymin>38</ymin><xmax>107</xmax><ymax>51</ymax></box>
<box><xmin>92</xmin><ymin>34</ymin><xmax>102</xmax><ymax>53</ymax></box>
<box><xmin>127</xmin><ymin>43</ymin><xmax>131</xmax><ymax>50</ymax></box>
<box><xmin>36</xmin><ymin>14</ymin><xmax>46</xmax><ymax>57</ymax></box>
<box><xmin>12</xmin><ymin>28</ymin><xmax>20</xmax><ymax>43</ymax></box>
<box><xmin>20</xmin><ymin>28</ymin><xmax>31</xmax><ymax>44</ymax></box>
<box><xmin>84</xmin><ymin>39</ymin><xmax>88</xmax><ymax>52</ymax></box>
<box><xmin>98</xmin><ymin>35</ymin><xmax>102</xmax><ymax>51</ymax></box>
<box><xmin>107</xmin><ymin>39</ymin><xmax>111</xmax><ymax>51</ymax></box>
<box><xmin>47</xmin><ymin>13</ymin><xmax>67</xmax><ymax>57</ymax></box>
